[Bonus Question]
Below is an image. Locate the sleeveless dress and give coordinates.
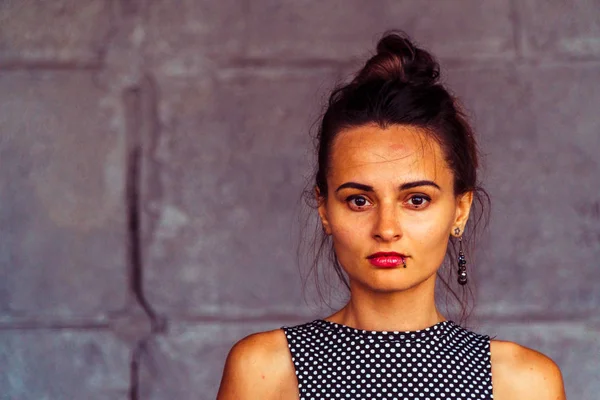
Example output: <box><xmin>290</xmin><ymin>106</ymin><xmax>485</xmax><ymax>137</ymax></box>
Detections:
<box><xmin>282</xmin><ymin>319</ymin><xmax>493</xmax><ymax>399</ymax></box>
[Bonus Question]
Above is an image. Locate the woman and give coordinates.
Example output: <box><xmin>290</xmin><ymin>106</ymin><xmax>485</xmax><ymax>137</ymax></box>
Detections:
<box><xmin>217</xmin><ymin>32</ymin><xmax>566</xmax><ymax>399</ymax></box>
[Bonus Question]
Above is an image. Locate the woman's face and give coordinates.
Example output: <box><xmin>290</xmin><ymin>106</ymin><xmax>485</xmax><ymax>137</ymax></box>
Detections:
<box><xmin>318</xmin><ymin>123</ymin><xmax>473</xmax><ymax>293</ymax></box>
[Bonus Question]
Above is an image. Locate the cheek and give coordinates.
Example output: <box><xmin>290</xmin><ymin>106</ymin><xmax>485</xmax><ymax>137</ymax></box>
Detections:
<box><xmin>330</xmin><ymin>215</ymin><xmax>363</xmax><ymax>244</ymax></box>
<box><xmin>412</xmin><ymin>218</ymin><xmax>450</xmax><ymax>239</ymax></box>
<box><xmin>328</xmin><ymin>209</ymin><xmax>371</xmax><ymax>251</ymax></box>
<box><xmin>407</xmin><ymin>211</ymin><xmax>454</xmax><ymax>256</ymax></box>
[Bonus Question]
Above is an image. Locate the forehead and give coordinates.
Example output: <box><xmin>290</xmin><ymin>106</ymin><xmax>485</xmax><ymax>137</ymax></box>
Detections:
<box><xmin>329</xmin><ymin>123</ymin><xmax>452</xmax><ymax>184</ymax></box>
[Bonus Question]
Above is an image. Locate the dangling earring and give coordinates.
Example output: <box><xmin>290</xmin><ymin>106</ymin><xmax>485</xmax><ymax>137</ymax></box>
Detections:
<box><xmin>454</xmin><ymin>227</ymin><xmax>468</xmax><ymax>285</ymax></box>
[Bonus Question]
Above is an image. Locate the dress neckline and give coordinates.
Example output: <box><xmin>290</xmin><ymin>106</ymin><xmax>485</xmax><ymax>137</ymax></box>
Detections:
<box><xmin>312</xmin><ymin>319</ymin><xmax>456</xmax><ymax>342</ymax></box>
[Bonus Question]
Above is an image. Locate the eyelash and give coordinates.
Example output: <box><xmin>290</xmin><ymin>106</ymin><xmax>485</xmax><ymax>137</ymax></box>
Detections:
<box><xmin>406</xmin><ymin>195</ymin><xmax>431</xmax><ymax>209</ymax></box>
<box><xmin>345</xmin><ymin>194</ymin><xmax>431</xmax><ymax>211</ymax></box>
<box><xmin>346</xmin><ymin>195</ymin><xmax>372</xmax><ymax>210</ymax></box>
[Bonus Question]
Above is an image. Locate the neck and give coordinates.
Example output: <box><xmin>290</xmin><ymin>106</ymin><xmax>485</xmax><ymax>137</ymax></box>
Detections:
<box><xmin>327</xmin><ymin>274</ymin><xmax>445</xmax><ymax>332</ymax></box>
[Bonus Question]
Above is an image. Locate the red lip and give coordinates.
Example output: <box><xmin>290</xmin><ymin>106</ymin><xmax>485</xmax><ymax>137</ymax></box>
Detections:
<box><xmin>367</xmin><ymin>252</ymin><xmax>407</xmax><ymax>268</ymax></box>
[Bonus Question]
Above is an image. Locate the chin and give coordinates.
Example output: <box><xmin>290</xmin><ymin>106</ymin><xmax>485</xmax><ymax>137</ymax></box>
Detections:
<box><xmin>357</xmin><ymin>274</ymin><xmax>424</xmax><ymax>293</ymax></box>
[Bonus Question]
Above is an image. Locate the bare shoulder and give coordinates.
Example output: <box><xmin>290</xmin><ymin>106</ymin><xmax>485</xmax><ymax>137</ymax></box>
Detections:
<box><xmin>216</xmin><ymin>328</ymin><xmax>298</xmax><ymax>400</ymax></box>
<box><xmin>490</xmin><ymin>339</ymin><xmax>566</xmax><ymax>400</ymax></box>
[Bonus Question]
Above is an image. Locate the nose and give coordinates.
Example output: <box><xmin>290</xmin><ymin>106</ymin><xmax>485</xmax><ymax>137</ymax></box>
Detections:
<box><xmin>373</xmin><ymin>201</ymin><xmax>402</xmax><ymax>242</ymax></box>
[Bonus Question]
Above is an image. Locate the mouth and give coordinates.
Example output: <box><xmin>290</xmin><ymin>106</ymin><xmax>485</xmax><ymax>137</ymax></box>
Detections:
<box><xmin>367</xmin><ymin>252</ymin><xmax>407</xmax><ymax>268</ymax></box>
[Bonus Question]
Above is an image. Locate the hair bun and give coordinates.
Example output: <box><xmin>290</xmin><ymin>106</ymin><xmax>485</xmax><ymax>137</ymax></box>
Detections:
<box><xmin>353</xmin><ymin>31</ymin><xmax>440</xmax><ymax>86</ymax></box>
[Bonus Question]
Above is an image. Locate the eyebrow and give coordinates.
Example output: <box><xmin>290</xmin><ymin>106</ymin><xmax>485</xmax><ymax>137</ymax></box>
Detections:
<box><xmin>335</xmin><ymin>180</ymin><xmax>441</xmax><ymax>193</ymax></box>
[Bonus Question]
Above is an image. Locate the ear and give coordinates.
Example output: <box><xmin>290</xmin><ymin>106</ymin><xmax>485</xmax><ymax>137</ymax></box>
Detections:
<box><xmin>315</xmin><ymin>186</ymin><xmax>332</xmax><ymax>235</ymax></box>
<box><xmin>453</xmin><ymin>191</ymin><xmax>474</xmax><ymax>235</ymax></box>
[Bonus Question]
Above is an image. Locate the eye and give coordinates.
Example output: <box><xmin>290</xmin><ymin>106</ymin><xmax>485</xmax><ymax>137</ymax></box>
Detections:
<box><xmin>406</xmin><ymin>195</ymin><xmax>431</xmax><ymax>209</ymax></box>
<box><xmin>346</xmin><ymin>195</ymin><xmax>373</xmax><ymax>211</ymax></box>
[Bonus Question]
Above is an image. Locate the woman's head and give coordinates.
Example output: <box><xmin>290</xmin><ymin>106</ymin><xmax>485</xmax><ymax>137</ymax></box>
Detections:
<box><xmin>317</xmin><ymin>123</ymin><xmax>474</xmax><ymax>294</ymax></box>
<box><xmin>305</xmin><ymin>31</ymin><xmax>489</xmax><ymax>318</ymax></box>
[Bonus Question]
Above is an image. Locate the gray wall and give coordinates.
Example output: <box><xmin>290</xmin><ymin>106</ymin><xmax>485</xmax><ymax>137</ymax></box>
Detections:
<box><xmin>1</xmin><ymin>1</ymin><xmax>599</xmax><ymax>399</ymax></box>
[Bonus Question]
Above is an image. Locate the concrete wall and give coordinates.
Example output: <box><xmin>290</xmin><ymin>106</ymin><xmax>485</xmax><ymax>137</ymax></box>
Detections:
<box><xmin>1</xmin><ymin>1</ymin><xmax>599</xmax><ymax>399</ymax></box>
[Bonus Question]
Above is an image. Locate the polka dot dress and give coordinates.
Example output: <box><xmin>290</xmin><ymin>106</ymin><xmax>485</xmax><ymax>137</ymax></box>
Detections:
<box><xmin>282</xmin><ymin>319</ymin><xmax>493</xmax><ymax>399</ymax></box>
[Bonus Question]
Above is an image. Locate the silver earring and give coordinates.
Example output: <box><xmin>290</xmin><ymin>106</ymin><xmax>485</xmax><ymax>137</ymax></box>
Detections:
<box><xmin>454</xmin><ymin>227</ymin><xmax>467</xmax><ymax>285</ymax></box>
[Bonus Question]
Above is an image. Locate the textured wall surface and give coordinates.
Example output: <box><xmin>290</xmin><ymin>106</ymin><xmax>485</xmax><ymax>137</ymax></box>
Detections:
<box><xmin>1</xmin><ymin>1</ymin><xmax>599</xmax><ymax>399</ymax></box>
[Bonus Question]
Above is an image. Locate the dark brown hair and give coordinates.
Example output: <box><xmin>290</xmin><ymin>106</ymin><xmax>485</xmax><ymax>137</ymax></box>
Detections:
<box><xmin>301</xmin><ymin>31</ymin><xmax>490</xmax><ymax>324</ymax></box>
